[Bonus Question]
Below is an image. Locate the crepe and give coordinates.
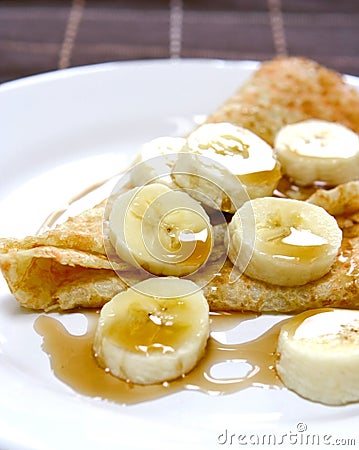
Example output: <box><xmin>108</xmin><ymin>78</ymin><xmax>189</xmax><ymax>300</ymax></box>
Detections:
<box><xmin>206</xmin><ymin>57</ymin><xmax>359</xmax><ymax>146</ymax></box>
<box><xmin>202</xmin><ymin>181</ymin><xmax>359</xmax><ymax>312</ymax></box>
<box><xmin>0</xmin><ymin>202</ymin><xmax>126</xmax><ymax>310</ymax></box>
<box><xmin>1</xmin><ymin>57</ymin><xmax>359</xmax><ymax>312</ymax></box>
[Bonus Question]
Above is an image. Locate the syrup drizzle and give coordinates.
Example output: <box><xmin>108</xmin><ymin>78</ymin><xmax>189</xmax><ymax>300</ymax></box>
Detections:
<box><xmin>34</xmin><ymin>312</ymin><xmax>285</xmax><ymax>405</ymax></box>
<box><xmin>31</xmin><ymin>169</ymin><xmax>353</xmax><ymax>406</ymax></box>
<box><xmin>36</xmin><ymin>170</ymin><xmax>318</xmax><ymax>236</ymax></box>
<box><xmin>36</xmin><ymin>169</ymin><xmax>128</xmax><ymax>234</ymax></box>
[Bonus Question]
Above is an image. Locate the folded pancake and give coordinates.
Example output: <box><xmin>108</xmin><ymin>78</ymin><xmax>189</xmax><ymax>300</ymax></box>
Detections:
<box><xmin>202</xmin><ymin>182</ymin><xmax>359</xmax><ymax>312</ymax></box>
<box><xmin>1</xmin><ymin>56</ymin><xmax>359</xmax><ymax>312</ymax></box>
<box><xmin>207</xmin><ymin>57</ymin><xmax>359</xmax><ymax>146</ymax></box>
<box><xmin>0</xmin><ymin>202</ymin><xmax>126</xmax><ymax>310</ymax></box>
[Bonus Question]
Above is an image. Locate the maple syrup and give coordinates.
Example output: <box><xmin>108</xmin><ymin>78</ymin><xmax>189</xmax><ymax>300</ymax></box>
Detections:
<box><xmin>34</xmin><ymin>311</ymin><xmax>284</xmax><ymax>406</ymax></box>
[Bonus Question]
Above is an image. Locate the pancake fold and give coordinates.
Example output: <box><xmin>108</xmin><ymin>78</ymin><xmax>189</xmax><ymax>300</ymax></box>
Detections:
<box><xmin>1</xmin><ymin>57</ymin><xmax>358</xmax><ymax>312</ymax></box>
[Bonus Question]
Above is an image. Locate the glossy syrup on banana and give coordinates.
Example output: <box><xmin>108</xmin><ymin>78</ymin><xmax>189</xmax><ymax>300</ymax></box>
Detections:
<box><xmin>34</xmin><ymin>311</ymin><xmax>284</xmax><ymax>405</ymax></box>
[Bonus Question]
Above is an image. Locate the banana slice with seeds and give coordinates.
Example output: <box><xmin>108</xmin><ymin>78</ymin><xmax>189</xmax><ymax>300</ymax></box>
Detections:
<box><xmin>108</xmin><ymin>182</ymin><xmax>212</xmax><ymax>277</ymax></box>
<box><xmin>228</xmin><ymin>197</ymin><xmax>342</xmax><ymax>286</ymax></box>
<box><xmin>276</xmin><ymin>308</ymin><xmax>359</xmax><ymax>405</ymax></box>
<box><xmin>93</xmin><ymin>278</ymin><xmax>209</xmax><ymax>385</ymax></box>
<box><xmin>173</xmin><ymin>123</ymin><xmax>281</xmax><ymax>213</ymax></box>
<box><xmin>275</xmin><ymin>119</ymin><xmax>359</xmax><ymax>186</ymax></box>
<box><xmin>131</xmin><ymin>137</ymin><xmax>186</xmax><ymax>188</ymax></box>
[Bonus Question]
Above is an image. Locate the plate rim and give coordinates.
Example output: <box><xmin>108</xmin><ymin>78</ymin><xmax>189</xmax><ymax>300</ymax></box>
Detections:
<box><xmin>0</xmin><ymin>58</ymin><xmax>260</xmax><ymax>92</ymax></box>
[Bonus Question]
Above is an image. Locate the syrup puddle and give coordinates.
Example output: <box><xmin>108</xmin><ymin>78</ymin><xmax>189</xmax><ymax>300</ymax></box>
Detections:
<box><xmin>34</xmin><ymin>311</ymin><xmax>285</xmax><ymax>405</ymax></box>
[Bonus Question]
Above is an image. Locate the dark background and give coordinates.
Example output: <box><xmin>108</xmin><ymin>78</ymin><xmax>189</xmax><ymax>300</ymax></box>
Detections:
<box><xmin>1</xmin><ymin>0</ymin><xmax>359</xmax><ymax>83</ymax></box>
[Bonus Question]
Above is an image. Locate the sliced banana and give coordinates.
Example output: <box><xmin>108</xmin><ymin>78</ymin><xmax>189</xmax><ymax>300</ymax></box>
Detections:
<box><xmin>93</xmin><ymin>278</ymin><xmax>210</xmax><ymax>385</ymax></box>
<box><xmin>108</xmin><ymin>182</ymin><xmax>212</xmax><ymax>276</ymax></box>
<box><xmin>274</xmin><ymin>119</ymin><xmax>359</xmax><ymax>186</ymax></box>
<box><xmin>228</xmin><ymin>197</ymin><xmax>342</xmax><ymax>286</ymax></box>
<box><xmin>131</xmin><ymin>137</ymin><xmax>186</xmax><ymax>188</ymax></box>
<box><xmin>173</xmin><ymin>123</ymin><xmax>281</xmax><ymax>213</ymax></box>
<box><xmin>276</xmin><ymin>308</ymin><xmax>359</xmax><ymax>405</ymax></box>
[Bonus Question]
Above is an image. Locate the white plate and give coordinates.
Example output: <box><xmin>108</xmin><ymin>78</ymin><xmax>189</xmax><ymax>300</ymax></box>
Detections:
<box><xmin>1</xmin><ymin>60</ymin><xmax>359</xmax><ymax>450</ymax></box>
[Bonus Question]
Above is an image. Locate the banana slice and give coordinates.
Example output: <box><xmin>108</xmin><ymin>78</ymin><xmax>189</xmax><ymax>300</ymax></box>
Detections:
<box><xmin>131</xmin><ymin>137</ymin><xmax>186</xmax><ymax>187</ymax></box>
<box><xmin>108</xmin><ymin>182</ymin><xmax>212</xmax><ymax>276</ymax></box>
<box><xmin>276</xmin><ymin>308</ymin><xmax>359</xmax><ymax>405</ymax></box>
<box><xmin>173</xmin><ymin>123</ymin><xmax>281</xmax><ymax>213</ymax></box>
<box><xmin>93</xmin><ymin>278</ymin><xmax>210</xmax><ymax>385</ymax></box>
<box><xmin>275</xmin><ymin>119</ymin><xmax>359</xmax><ymax>186</ymax></box>
<box><xmin>228</xmin><ymin>197</ymin><xmax>342</xmax><ymax>286</ymax></box>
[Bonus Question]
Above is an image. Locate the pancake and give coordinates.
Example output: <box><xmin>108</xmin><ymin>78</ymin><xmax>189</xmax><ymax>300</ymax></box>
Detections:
<box><xmin>206</xmin><ymin>56</ymin><xmax>359</xmax><ymax>146</ymax></box>
<box><xmin>1</xmin><ymin>57</ymin><xmax>359</xmax><ymax>312</ymax></box>
<box><xmin>202</xmin><ymin>182</ymin><xmax>359</xmax><ymax>312</ymax></box>
<box><xmin>0</xmin><ymin>202</ymin><xmax>126</xmax><ymax>310</ymax></box>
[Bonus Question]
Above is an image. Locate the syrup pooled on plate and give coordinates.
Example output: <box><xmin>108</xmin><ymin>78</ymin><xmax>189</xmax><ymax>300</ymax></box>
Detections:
<box><xmin>34</xmin><ymin>311</ymin><xmax>284</xmax><ymax>405</ymax></box>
